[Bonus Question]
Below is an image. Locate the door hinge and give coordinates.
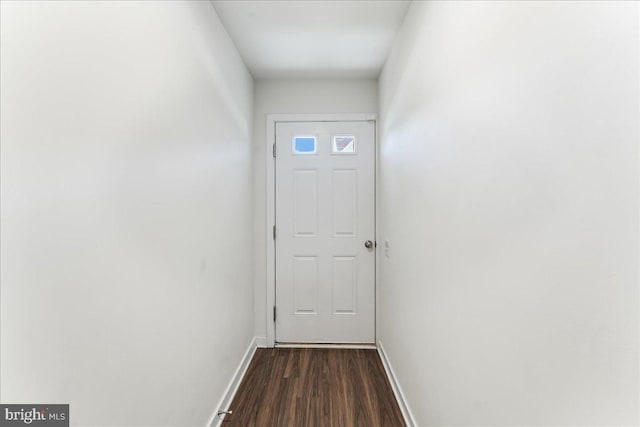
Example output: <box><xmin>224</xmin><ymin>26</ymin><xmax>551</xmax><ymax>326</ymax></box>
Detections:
<box><xmin>272</xmin><ymin>143</ymin><xmax>276</xmax><ymax>158</ymax></box>
<box><xmin>273</xmin><ymin>306</ymin><xmax>277</xmax><ymax>322</ymax></box>
<box><xmin>273</xmin><ymin>225</ymin><xmax>276</xmax><ymax>240</ymax></box>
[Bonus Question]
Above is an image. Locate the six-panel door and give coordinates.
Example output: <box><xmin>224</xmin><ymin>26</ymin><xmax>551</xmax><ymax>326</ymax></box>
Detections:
<box><xmin>275</xmin><ymin>121</ymin><xmax>375</xmax><ymax>343</ymax></box>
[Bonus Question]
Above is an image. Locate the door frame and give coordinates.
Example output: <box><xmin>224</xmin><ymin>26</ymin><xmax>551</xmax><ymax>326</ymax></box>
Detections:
<box><xmin>265</xmin><ymin>113</ymin><xmax>379</xmax><ymax>348</ymax></box>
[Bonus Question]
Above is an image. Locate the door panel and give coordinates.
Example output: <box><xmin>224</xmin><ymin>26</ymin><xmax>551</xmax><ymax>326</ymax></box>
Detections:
<box><xmin>332</xmin><ymin>169</ymin><xmax>357</xmax><ymax>236</ymax></box>
<box><xmin>293</xmin><ymin>170</ymin><xmax>318</xmax><ymax>236</ymax></box>
<box><xmin>275</xmin><ymin>121</ymin><xmax>375</xmax><ymax>343</ymax></box>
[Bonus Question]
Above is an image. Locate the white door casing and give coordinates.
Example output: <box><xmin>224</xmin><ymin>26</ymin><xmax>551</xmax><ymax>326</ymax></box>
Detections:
<box><xmin>275</xmin><ymin>120</ymin><xmax>376</xmax><ymax>344</ymax></box>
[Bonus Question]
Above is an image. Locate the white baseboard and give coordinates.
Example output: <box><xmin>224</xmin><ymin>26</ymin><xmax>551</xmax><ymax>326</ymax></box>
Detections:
<box><xmin>255</xmin><ymin>336</ymin><xmax>267</xmax><ymax>348</ymax></box>
<box><xmin>206</xmin><ymin>336</ymin><xmax>258</xmax><ymax>427</ymax></box>
<box><xmin>377</xmin><ymin>340</ymin><xmax>417</xmax><ymax>427</ymax></box>
<box><xmin>276</xmin><ymin>343</ymin><xmax>376</xmax><ymax>349</ymax></box>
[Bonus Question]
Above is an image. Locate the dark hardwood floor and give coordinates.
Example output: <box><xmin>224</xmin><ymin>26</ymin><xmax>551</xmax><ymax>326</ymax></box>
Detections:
<box><xmin>223</xmin><ymin>348</ymin><xmax>405</xmax><ymax>427</ymax></box>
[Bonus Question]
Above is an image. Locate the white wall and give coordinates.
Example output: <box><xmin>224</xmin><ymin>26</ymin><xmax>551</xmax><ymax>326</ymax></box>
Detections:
<box><xmin>378</xmin><ymin>1</ymin><xmax>639</xmax><ymax>426</ymax></box>
<box><xmin>252</xmin><ymin>79</ymin><xmax>378</xmax><ymax>340</ymax></box>
<box><xmin>0</xmin><ymin>2</ymin><xmax>253</xmax><ymax>426</ymax></box>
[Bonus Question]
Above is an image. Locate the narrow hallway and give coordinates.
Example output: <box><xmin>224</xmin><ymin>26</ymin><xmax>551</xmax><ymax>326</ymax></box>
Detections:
<box><xmin>0</xmin><ymin>1</ymin><xmax>638</xmax><ymax>426</ymax></box>
<box><xmin>224</xmin><ymin>348</ymin><xmax>404</xmax><ymax>426</ymax></box>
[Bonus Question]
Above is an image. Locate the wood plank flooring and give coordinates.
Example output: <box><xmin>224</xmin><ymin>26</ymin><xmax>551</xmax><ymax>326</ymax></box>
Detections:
<box><xmin>223</xmin><ymin>348</ymin><xmax>405</xmax><ymax>427</ymax></box>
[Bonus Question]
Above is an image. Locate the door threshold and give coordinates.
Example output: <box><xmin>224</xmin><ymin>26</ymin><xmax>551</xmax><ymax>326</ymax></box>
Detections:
<box><xmin>275</xmin><ymin>342</ymin><xmax>376</xmax><ymax>350</ymax></box>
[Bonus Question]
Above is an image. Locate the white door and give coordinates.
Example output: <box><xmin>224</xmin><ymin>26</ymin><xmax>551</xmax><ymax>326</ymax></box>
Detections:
<box><xmin>275</xmin><ymin>120</ymin><xmax>375</xmax><ymax>344</ymax></box>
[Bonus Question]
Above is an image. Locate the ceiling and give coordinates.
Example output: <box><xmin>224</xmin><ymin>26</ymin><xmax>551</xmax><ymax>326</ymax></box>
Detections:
<box><xmin>210</xmin><ymin>0</ymin><xmax>411</xmax><ymax>79</ymax></box>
